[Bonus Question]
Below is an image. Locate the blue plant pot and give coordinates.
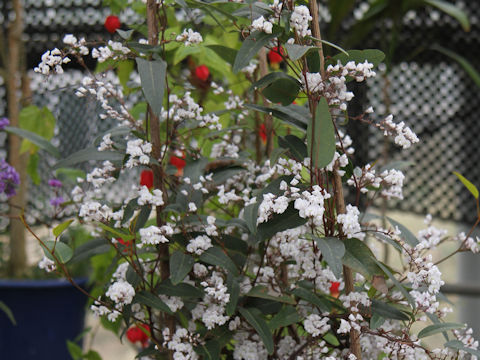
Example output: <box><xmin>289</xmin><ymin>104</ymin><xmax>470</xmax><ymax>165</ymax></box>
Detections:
<box><xmin>0</xmin><ymin>278</ymin><xmax>88</xmax><ymax>359</ymax></box>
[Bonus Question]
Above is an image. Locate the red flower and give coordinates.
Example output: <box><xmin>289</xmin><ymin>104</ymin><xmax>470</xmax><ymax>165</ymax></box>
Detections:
<box><xmin>194</xmin><ymin>65</ymin><xmax>210</xmax><ymax>82</ymax></box>
<box><xmin>126</xmin><ymin>324</ymin><xmax>150</xmax><ymax>347</ymax></box>
<box><xmin>116</xmin><ymin>238</ymin><xmax>132</xmax><ymax>254</ymax></box>
<box><xmin>329</xmin><ymin>281</ymin><xmax>340</xmax><ymax>298</ymax></box>
<box><xmin>140</xmin><ymin>170</ymin><xmax>154</xmax><ymax>189</ymax></box>
<box><xmin>170</xmin><ymin>152</ymin><xmax>186</xmax><ymax>176</ymax></box>
<box><xmin>268</xmin><ymin>46</ymin><xmax>284</xmax><ymax>64</ymax></box>
<box><xmin>104</xmin><ymin>15</ymin><xmax>121</xmax><ymax>34</ymax></box>
<box><xmin>259</xmin><ymin>123</ymin><xmax>267</xmax><ymax>144</ymax></box>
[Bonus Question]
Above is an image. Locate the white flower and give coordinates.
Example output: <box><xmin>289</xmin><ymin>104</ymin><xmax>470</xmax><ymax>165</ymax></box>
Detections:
<box><xmin>290</xmin><ymin>5</ymin><xmax>312</xmax><ymax>37</ymax></box>
<box><xmin>337</xmin><ymin>204</ymin><xmax>364</xmax><ymax>240</ymax></box>
<box><xmin>176</xmin><ymin>28</ymin><xmax>203</xmax><ymax>46</ymax></box>
<box><xmin>304</xmin><ymin>314</ymin><xmax>331</xmax><ymax>337</ymax></box>
<box><xmin>251</xmin><ymin>16</ymin><xmax>273</xmax><ymax>34</ymax></box>
<box><xmin>38</xmin><ymin>256</ymin><xmax>56</xmax><ymax>272</ymax></box>
<box><xmin>106</xmin><ymin>280</ymin><xmax>135</xmax><ymax>306</ymax></box>
<box><xmin>139</xmin><ymin>225</ymin><xmax>171</xmax><ymax>246</ymax></box>
<box><xmin>186</xmin><ymin>235</ymin><xmax>212</xmax><ymax>255</ymax></box>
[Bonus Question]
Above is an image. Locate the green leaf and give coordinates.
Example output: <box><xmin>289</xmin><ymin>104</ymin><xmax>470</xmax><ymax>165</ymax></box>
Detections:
<box><xmin>157</xmin><ymin>279</ymin><xmax>204</xmax><ymax>298</ymax></box>
<box><xmin>291</xmin><ymin>287</ymin><xmax>331</xmax><ymax>313</ymax></box>
<box><xmin>331</xmin><ymin>49</ymin><xmax>386</xmax><ymax>68</ymax></box>
<box><xmin>206</xmin><ymin>45</ymin><xmax>238</xmax><ymax>65</ymax></box>
<box><xmin>0</xmin><ymin>301</ymin><xmax>16</xmax><ymax>325</ymax></box>
<box><xmin>243</xmin><ymin>203</ymin><xmax>259</xmax><ymax>235</ymax></box>
<box><xmin>307</xmin><ymin>97</ymin><xmax>336</xmax><ymax>169</ymax></box>
<box><xmin>247</xmin><ymin>285</ymin><xmax>295</xmax><ymax>304</ymax></box>
<box><xmin>251</xmin><ymin>72</ymin><xmax>298</xmax><ymax>92</ymax></box>
<box><xmin>453</xmin><ymin>171</ymin><xmax>479</xmax><ymax>199</ymax></box>
<box><xmin>226</xmin><ymin>274</ymin><xmax>240</xmax><ymax>316</ymax></box>
<box><xmin>268</xmin><ymin>306</ymin><xmax>301</xmax><ymax>331</ymax></box>
<box><xmin>136</xmin><ymin>57</ymin><xmax>167</xmax><ymax>116</ymax></box>
<box><xmin>83</xmin><ymin>350</ymin><xmax>103</xmax><ymax>360</ymax></box>
<box><xmin>278</xmin><ymin>135</ymin><xmax>307</xmax><ymax>162</ymax></box>
<box><xmin>70</xmin><ymin>238</ymin><xmax>111</xmax><ymax>263</ymax></box>
<box><xmin>373</xmin><ymin>258</ymin><xmax>415</xmax><ymax>309</ymax></box>
<box><xmin>285</xmin><ymin>44</ymin><xmax>314</xmax><ymax>61</ymax></box>
<box><xmin>117</xmin><ymin>60</ymin><xmax>135</xmax><ymax>88</ymax></box>
<box><xmin>342</xmin><ymin>238</ymin><xmax>383</xmax><ymax>278</ymax></box>
<box><xmin>386</xmin><ymin>217</ymin><xmax>419</xmax><ymax>246</ymax></box>
<box><xmin>116</xmin><ymin>29</ymin><xmax>134</xmax><ymax>40</ymax></box>
<box><xmin>371</xmin><ymin>299</ymin><xmax>409</xmax><ymax>321</ymax></box>
<box><xmin>422</xmin><ymin>0</ymin><xmax>470</xmax><ymax>31</ymax></box>
<box><xmin>67</xmin><ymin>340</ymin><xmax>83</xmax><ymax>360</ymax></box>
<box><xmin>233</xmin><ymin>31</ymin><xmax>278</xmax><ymax>73</ymax></box>
<box><xmin>418</xmin><ymin>322</ymin><xmax>466</xmax><ymax>339</ymax></box>
<box><xmin>269</xmin><ymin>147</ymin><xmax>288</xmax><ymax>166</ymax></box>
<box><xmin>54</xmin><ymin>148</ymin><xmax>124</xmax><ymax>169</ymax></box>
<box><xmin>41</xmin><ymin>240</ymin><xmax>73</xmax><ymax>264</ymax></box>
<box><xmin>18</xmin><ymin>105</ymin><xmax>56</xmax><ymax>154</ymax></box>
<box><xmin>173</xmin><ymin>46</ymin><xmax>201</xmax><ymax>65</ymax></box>
<box><xmin>262</xmin><ymin>78</ymin><xmax>301</xmax><ymax>106</ymax></box>
<box><xmin>133</xmin><ymin>206</ymin><xmax>152</xmax><ymax>233</ymax></box>
<box><xmin>200</xmin><ymin>246</ymin><xmax>239</xmax><ymax>276</ymax></box>
<box><xmin>370</xmin><ymin>313</ymin><xmax>385</xmax><ymax>329</ymax></box>
<box><xmin>239</xmin><ymin>307</ymin><xmax>274</xmax><ymax>354</ymax></box>
<box><xmin>257</xmin><ymin>203</ymin><xmax>307</xmax><ymax>240</ymax></box>
<box><xmin>314</xmin><ymin>236</ymin><xmax>345</xmax><ymax>279</ymax></box>
<box><xmin>195</xmin><ymin>340</ymin><xmax>220</xmax><ymax>360</ymax></box>
<box><xmin>432</xmin><ymin>45</ymin><xmax>480</xmax><ymax>88</ymax></box>
<box><xmin>98</xmin><ymin>223</ymin><xmax>134</xmax><ymax>241</ymax></box>
<box><xmin>445</xmin><ymin>340</ymin><xmax>480</xmax><ymax>357</ymax></box>
<box><xmin>170</xmin><ymin>251</ymin><xmax>195</xmax><ymax>285</ymax></box>
<box><xmin>53</xmin><ymin>219</ymin><xmax>74</xmax><ymax>238</ymax></box>
<box><xmin>5</xmin><ymin>126</ymin><xmax>60</xmax><ymax>158</ymax></box>
<box><xmin>245</xmin><ymin>103</ymin><xmax>308</xmax><ymax>130</ymax></box>
<box><xmin>135</xmin><ymin>291</ymin><xmax>174</xmax><ymax>315</ymax></box>
<box><xmin>26</xmin><ymin>153</ymin><xmax>40</xmax><ymax>185</ymax></box>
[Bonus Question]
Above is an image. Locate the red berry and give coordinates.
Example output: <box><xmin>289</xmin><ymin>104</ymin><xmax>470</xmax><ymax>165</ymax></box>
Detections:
<box><xmin>140</xmin><ymin>170</ymin><xmax>154</xmax><ymax>189</ymax></box>
<box><xmin>259</xmin><ymin>123</ymin><xmax>267</xmax><ymax>144</ymax></box>
<box><xmin>104</xmin><ymin>15</ymin><xmax>121</xmax><ymax>34</ymax></box>
<box><xmin>169</xmin><ymin>153</ymin><xmax>186</xmax><ymax>172</ymax></box>
<box><xmin>267</xmin><ymin>46</ymin><xmax>284</xmax><ymax>64</ymax></box>
<box><xmin>194</xmin><ymin>65</ymin><xmax>210</xmax><ymax>82</ymax></box>
<box><xmin>126</xmin><ymin>324</ymin><xmax>150</xmax><ymax>347</ymax></box>
<box><xmin>329</xmin><ymin>281</ymin><xmax>340</xmax><ymax>298</ymax></box>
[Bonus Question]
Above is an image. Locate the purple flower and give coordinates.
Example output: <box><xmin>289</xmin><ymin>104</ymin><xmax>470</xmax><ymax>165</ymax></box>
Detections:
<box><xmin>48</xmin><ymin>179</ymin><xmax>63</xmax><ymax>188</ymax></box>
<box><xmin>0</xmin><ymin>159</ymin><xmax>20</xmax><ymax>198</ymax></box>
<box><xmin>0</xmin><ymin>117</ymin><xmax>9</xmax><ymax>130</ymax></box>
<box><xmin>50</xmin><ymin>196</ymin><xmax>64</xmax><ymax>207</ymax></box>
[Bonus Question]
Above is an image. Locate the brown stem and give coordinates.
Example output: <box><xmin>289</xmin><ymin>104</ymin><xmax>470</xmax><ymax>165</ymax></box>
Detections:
<box><xmin>308</xmin><ymin>0</ymin><xmax>325</xmax><ymax>79</ymax></box>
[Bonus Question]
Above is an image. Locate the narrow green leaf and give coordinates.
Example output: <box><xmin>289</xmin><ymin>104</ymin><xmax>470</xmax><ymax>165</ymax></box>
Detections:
<box><xmin>247</xmin><ymin>286</ymin><xmax>296</xmax><ymax>304</ymax></box>
<box><xmin>432</xmin><ymin>45</ymin><xmax>480</xmax><ymax>88</ymax></box>
<box><xmin>453</xmin><ymin>171</ymin><xmax>479</xmax><ymax>199</ymax></box>
<box><xmin>262</xmin><ymin>78</ymin><xmax>301</xmax><ymax>106</ymax></box>
<box><xmin>54</xmin><ymin>148</ymin><xmax>124</xmax><ymax>169</ymax></box>
<box><xmin>195</xmin><ymin>340</ymin><xmax>221</xmax><ymax>360</ymax></box>
<box><xmin>239</xmin><ymin>307</ymin><xmax>274</xmax><ymax>354</ymax></box>
<box><xmin>53</xmin><ymin>219</ymin><xmax>74</xmax><ymax>238</ymax></box>
<box><xmin>423</xmin><ymin>0</ymin><xmax>470</xmax><ymax>31</ymax></box>
<box><xmin>257</xmin><ymin>203</ymin><xmax>307</xmax><ymax>240</ymax></box>
<box><xmin>157</xmin><ymin>279</ymin><xmax>204</xmax><ymax>298</ymax></box>
<box><xmin>314</xmin><ymin>236</ymin><xmax>345</xmax><ymax>279</ymax></box>
<box><xmin>278</xmin><ymin>135</ymin><xmax>308</xmax><ymax>162</ymax></box>
<box><xmin>307</xmin><ymin>97</ymin><xmax>336</xmax><ymax>169</ymax></box>
<box><xmin>136</xmin><ymin>57</ymin><xmax>167</xmax><ymax>116</ymax></box>
<box><xmin>418</xmin><ymin>322</ymin><xmax>466</xmax><ymax>339</ymax></box>
<box><xmin>291</xmin><ymin>287</ymin><xmax>331</xmax><ymax>313</ymax></box>
<box><xmin>245</xmin><ymin>103</ymin><xmax>308</xmax><ymax>130</ymax></box>
<box><xmin>98</xmin><ymin>223</ymin><xmax>134</xmax><ymax>241</ymax></box>
<box><xmin>70</xmin><ymin>238</ymin><xmax>111</xmax><ymax>263</ymax></box>
<box><xmin>342</xmin><ymin>238</ymin><xmax>383</xmax><ymax>278</ymax></box>
<box><xmin>226</xmin><ymin>274</ymin><xmax>240</xmax><ymax>316</ymax></box>
<box><xmin>250</xmin><ymin>72</ymin><xmax>298</xmax><ymax>92</ymax></box>
<box><xmin>199</xmin><ymin>246</ymin><xmax>239</xmax><ymax>276</ymax></box>
<box><xmin>84</xmin><ymin>350</ymin><xmax>103</xmax><ymax>360</ymax></box>
<box><xmin>67</xmin><ymin>340</ymin><xmax>83</xmax><ymax>360</ymax></box>
<box><xmin>27</xmin><ymin>153</ymin><xmax>40</xmax><ymax>185</ymax></box>
<box><xmin>371</xmin><ymin>299</ymin><xmax>409</xmax><ymax>321</ymax></box>
<box><xmin>269</xmin><ymin>147</ymin><xmax>288</xmax><ymax>166</ymax></box>
<box><xmin>0</xmin><ymin>301</ymin><xmax>16</xmax><ymax>325</ymax></box>
<box><xmin>386</xmin><ymin>217</ymin><xmax>419</xmax><ymax>246</ymax></box>
<box><xmin>285</xmin><ymin>44</ymin><xmax>314</xmax><ymax>61</ymax></box>
<box><xmin>233</xmin><ymin>31</ymin><xmax>277</xmax><ymax>73</ymax></box>
<box><xmin>5</xmin><ymin>126</ymin><xmax>60</xmax><ymax>158</ymax></box>
<box><xmin>170</xmin><ymin>251</ymin><xmax>195</xmax><ymax>285</ymax></box>
<box><xmin>373</xmin><ymin>258</ymin><xmax>415</xmax><ymax>309</ymax></box>
<box><xmin>135</xmin><ymin>290</ymin><xmax>174</xmax><ymax>315</ymax></box>
<box><xmin>133</xmin><ymin>206</ymin><xmax>152</xmax><ymax>233</ymax></box>
<box><xmin>268</xmin><ymin>306</ymin><xmax>301</xmax><ymax>331</ymax></box>
<box><xmin>41</xmin><ymin>241</ymin><xmax>73</xmax><ymax>264</ymax></box>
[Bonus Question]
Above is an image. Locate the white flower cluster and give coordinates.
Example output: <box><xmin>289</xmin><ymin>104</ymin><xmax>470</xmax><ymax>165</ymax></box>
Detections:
<box><xmin>106</xmin><ymin>280</ymin><xmax>135</xmax><ymax>306</ymax></box>
<box><xmin>186</xmin><ymin>235</ymin><xmax>213</xmax><ymax>255</ymax></box>
<box><xmin>62</xmin><ymin>34</ymin><xmax>89</xmax><ymax>55</ymax></box>
<box><xmin>294</xmin><ymin>185</ymin><xmax>331</xmax><ymax>226</ymax></box>
<box><xmin>337</xmin><ymin>204</ymin><xmax>364</xmax><ymax>240</ymax></box>
<box><xmin>290</xmin><ymin>5</ymin><xmax>312</xmax><ymax>37</ymax></box>
<box><xmin>416</xmin><ymin>214</ymin><xmax>448</xmax><ymax>250</ymax></box>
<box><xmin>162</xmin><ymin>327</ymin><xmax>199</xmax><ymax>360</ymax></box>
<box><xmin>303</xmin><ymin>314</ymin><xmax>331</xmax><ymax>337</ymax></box>
<box><xmin>251</xmin><ymin>16</ymin><xmax>273</xmax><ymax>34</ymax></box>
<box><xmin>91</xmin><ymin>299</ymin><xmax>120</xmax><ymax>322</ymax></box>
<box><xmin>167</xmin><ymin>93</ymin><xmax>222</xmax><ymax>130</ymax></box>
<box><xmin>86</xmin><ymin>161</ymin><xmax>116</xmax><ymax>189</ymax></box>
<box><xmin>176</xmin><ymin>28</ymin><xmax>203</xmax><ymax>46</ymax></box>
<box><xmin>210</xmin><ymin>139</ymin><xmax>240</xmax><ymax>159</ymax></box>
<box><xmin>380</xmin><ymin>114</ymin><xmax>419</xmax><ymax>149</ymax></box>
<box><xmin>79</xmin><ymin>201</ymin><xmax>115</xmax><ymax>223</ymax></box>
<box><xmin>139</xmin><ymin>225</ymin><xmax>172</xmax><ymax>246</ymax></box>
<box><xmin>453</xmin><ymin>327</ymin><xmax>479</xmax><ymax>359</ymax></box>
<box><xmin>126</xmin><ymin>139</ymin><xmax>152</xmax><ymax>168</ymax></box>
<box><xmin>241</xmin><ymin>60</ymin><xmax>258</xmax><ymax>77</ymax></box>
<box><xmin>38</xmin><ymin>256</ymin><xmax>56</xmax><ymax>272</ymax></box>
<box><xmin>380</xmin><ymin>169</ymin><xmax>405</xmax><ymax>199</ymax></box>
<box><xmin>457</xmin><ymin>232</ymin><xmax>480</xmax><ymax>253</ymax></box>
<box><xmin>159</xmin><ymin>295</ymin><xmax>184</xmax><ymax>312</ymax></box>
<box><xmin>34</xmin><ymin>48</ymin><xmax>71</xmax><ymax>75</ymax></box>
<box><xmin>137</xmin><ymin>186</ymin><xmax>164</xmax><ymax>206</ymax></box>
<box><xmin>257</xmin><ymin>192</ymin><xmax>290</xmax><ymax>224</ymax></box>
<box><xmin>92</xmin><ymin>41</ymin><xmax>130</xmax><ymax>63</ymax></box>
<box><xmin>347</xmin><ymin>164</ymin><xmax>405</xmax><ymax>199</ymax></box>
<box><xmin>233</xmin><ymin>332</ymin><xmax>268</xmax><ymax>360</ymax></box>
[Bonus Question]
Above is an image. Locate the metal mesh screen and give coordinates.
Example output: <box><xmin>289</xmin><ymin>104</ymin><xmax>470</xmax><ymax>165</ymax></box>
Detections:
<box><xmin>0</xmin><ymin>0</ymin><xmax>479</xmax><ymax>225</ymax></box>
